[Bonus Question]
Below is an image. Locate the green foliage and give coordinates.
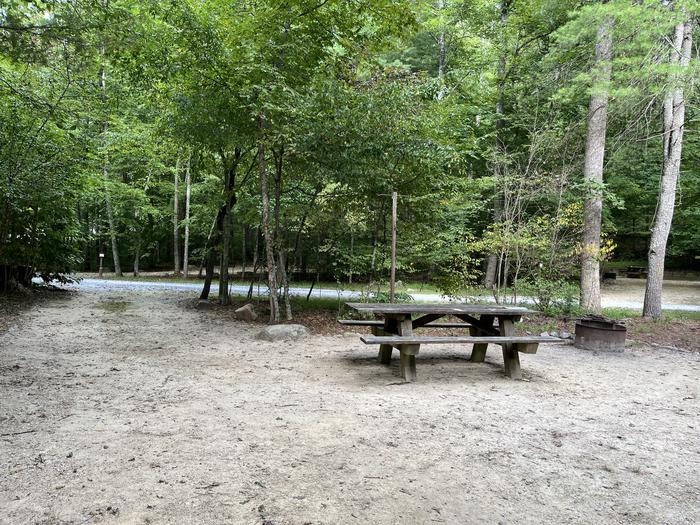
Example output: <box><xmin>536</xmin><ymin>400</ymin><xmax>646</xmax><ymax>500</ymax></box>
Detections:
<box><xmin>519</xmin><ymin>278</ymin><xmax>579</xmax><ymax>316</ymax></box>
<box><xmin>2</xmin><ymin>0</ymin><xmax>700</xmax><ymax>300</ymax></box>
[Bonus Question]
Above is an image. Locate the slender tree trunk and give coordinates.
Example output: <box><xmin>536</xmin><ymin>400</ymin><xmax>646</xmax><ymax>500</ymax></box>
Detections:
<box><xmin>279</xmin><ymin>250</ymin><xmax>292</xmax><ymax>320</ymax></box>
<box><xmin>241</xmin><ymin>225</ymin><xmax>247</xmax><ymax>280</ymax></box>
<box><xmin>103</xmin><ymin>168</ymin><xmax>121</xmax><ymax>276</ymax></box>
<box><xmin>183</xmin><ymin>153</ymin><xmax>191</xmax><ymax>279</ymax></box>
<box><xmin>200</xmin><ymin>251</ymin><xmax>215</xmax><ymax>301</ymax></box>
<box><xmin>247</xmin><ymin>226</ymin><xmax>260</xmax><ymax>300</ymax></box>
<box><xmin>133</xmin><ymin>240</ymin><xmax>140</xmax><ymax>277</ymax></box>
<box><xmin>199</xmin><ymin>215</ymin><xmax>217</xmax><ymax>278</ymax></box>
<box><xmin>259</xmin><ymin>116</ymin><xmax>279</xmax><ymax>323</ymax></box>
<box><xmin>580</xmin><ymin>16</ymin><xmax>613</xmax><ymax>313</ymax></box>
<box><xmin>273</xmin><ymin>145</ymin><xmax>292</xmax><ymax>320</ymax></box>
<box><xmin>173</xmin><ymin>156</ymin><xmax>181</xmax><ymax>276</ymax></box>
<box><xmin>643</xmin><ymin>21</ymin><xmax>692</xmax><ymax>319</ymax></box>
<box><xmin>100</xmin><ymin>62</ymin><xmax>121</xmax><ymax>277</ymax></box>
<box><xmin>484</xmin><ymin>1</ymin><xmax>509</xmax><ymax>288</ymax></box>
<box><xmin>349</xmin><ymin>230</ymin><xmax>354</xmax><ymax>284</ymax></box>
<box><xmin>219</xmin><ymin>149</ymin><xmax>240</xmax><ymax>305</ymax></box>
<box><xmin>436</xmin><ymin>0</ymin><xmax>447</xmax><ymax>101</ymax></box>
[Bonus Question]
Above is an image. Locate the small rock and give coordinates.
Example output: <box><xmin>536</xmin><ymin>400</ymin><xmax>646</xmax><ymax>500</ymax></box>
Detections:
<box><xmin>234</xmin><ymin>304</ymin><xmax>257</xmax><ymax>321</ymax></box>
<box><xmin>540</xmin><ymin>332</ymin><xmax>549</xmax><ymax>337</ymax></box>
<box><xmin>255</xmin><ymin>324</ymin><xmax>310</xmax><ymax>342</ymax></box>
<box><xmin>549</xmin><ymin>331</ymin><xmax>558</xmax><ymax>337</ymax></box>
<box><xmin>560</xmin><ymin>331</ymin><xmax>572</xmax><ymax>340</ymax></box>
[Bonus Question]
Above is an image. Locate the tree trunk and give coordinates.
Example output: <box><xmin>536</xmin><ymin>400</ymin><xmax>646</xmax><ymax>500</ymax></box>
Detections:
<box><xmin>241</xmin><ymin>225</ymin><xmax>247</xmax><ymax>280</ymax></box>
<box><xmin>100</xmin><ymin>63</ymin><xmax>121</xmax><ymax>277</ymax></box>
<box><xmin>273</xmin><ymin>145</ymin><xmax>292</xmax><ymax>320</ymax></box>
<box><xmin>103</xmin><ymin>171</ymin><xmax>121</xmax><ymax>276</ymax></box>
<box><xmin>200</xmin><ymin>251</ymin><xmax>215</xmax><ymax>301</ymax></box>
<box><xmin>173</xmin><ymin>156</ymin><xmax>181</xmax><ymax>276</ymax></box>
<box><xmin>580</xmin><ymin>16</ymin><xmax>613</xmax><ymax>313</ymax></box>
<box><xmin>183</xmin><ymin>153</ymin><xmax>191</xmax><ymax>279</ymax></box>
<box><xmin>279</xmin><ymin>250</ymin><xmax>292</xmax><ymax>321</ymax></box>
<box><xmin>483</xmin><ymin>1</ymin><xmax>509</xmax><ymax>288</ymax></box>
<box><xmin>199</xmin><ymin>215</ymin><xmax>217</xmax><ymax>278</ymax></box>
<box><xmin>259</xmin><ymin>116</ymin><xmax>279</xmax><ymax>323</ymax></box>
<box><xmin>247</xmin><ymin>226</ymin><xmax>261</xmax><ymax>300</ymax></box>
<box><xmin>133</xmin><ymin>235</ymin><xmax>140</xmax><ymax>277</ymax></box>
<box><xmin>643</xmin><ymin>21</ymin><xmax>692</xmax><ymax>319</ymax></box>
<box><xmin>219</xmin><ymin>149</ymin><xmax>240</xmax><ymax>306</ymax></box>
<box><xmin>436</xmin><ymin>0</ymin><xmax>447</xmax><ymax>101</ymax></box>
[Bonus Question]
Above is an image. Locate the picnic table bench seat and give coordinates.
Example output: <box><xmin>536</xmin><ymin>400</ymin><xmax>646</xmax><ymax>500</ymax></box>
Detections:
<box><xmin>360</xmin><ymin>334</ymin><xmax>563</xmax><ymax>354</ymax></box>
<box><xmin>338</xmin><ymin>319</ymin><xmax>474</xmax><ymax>329</ymax></box>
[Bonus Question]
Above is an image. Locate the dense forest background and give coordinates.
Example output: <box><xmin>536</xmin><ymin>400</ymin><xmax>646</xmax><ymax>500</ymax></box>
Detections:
<box><xmin>1</xmin><ymin>0</ymin><xmax>699</xmax><ymax>319</ymax></box>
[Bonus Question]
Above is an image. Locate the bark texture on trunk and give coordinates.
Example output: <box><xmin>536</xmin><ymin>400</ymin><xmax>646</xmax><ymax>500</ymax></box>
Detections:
<box><xmin>483</xmin><ymin>1</ymin><xmax>509</xmax><ymax>288</ymax></box>
<box><xmin>219</xmin><ymin>149</ymin><xmax>240</xmax><ymax>306</ymax></box>
<box><xmin>103</xmin><ymin>166</ymin><xmax>121</xmax><ymax>276</ymax></box>
<box><xmin>183</xmin><ymin>154</ymin><xmax>191</xmax><ymax>279</ymax></box>
<box><xmin>133</xmin><ymin>240</ymin><xmax>140</xmax><ymax>277</ymax></box>
<box><xmin>259</xmin><ymin>116</ymin><xmax>279</xmax><ymax>323</ymax></box>
<box><xmin>436</xmin><ymin>0</ymin><xmax>447</xmax><ymax>101</ymax></box>
<box><xmin>173</xmin><ymin>156</ymin><xmax>181</xmax><ymax>276</ymax></box>
<box><xmin>580</xmin><ymin>16</ymin><xmax>613</xmax><ymax>313</ymax></box>
<box><xmin>100</xmin><ymin>62</ymin><xmax>121</xmax><ymax>277</ymax></box>
<box><xmin>643</xmin><ymin>21</ymin><xmax>692</xmax><ymax>319</ymax></box>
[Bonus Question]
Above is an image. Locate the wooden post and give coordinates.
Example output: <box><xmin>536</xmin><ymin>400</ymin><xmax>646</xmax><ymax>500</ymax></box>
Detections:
<box><xmin>390</xmin><ymin>191</ymin><xmax>397</xmax><ymax>303</ymax></box>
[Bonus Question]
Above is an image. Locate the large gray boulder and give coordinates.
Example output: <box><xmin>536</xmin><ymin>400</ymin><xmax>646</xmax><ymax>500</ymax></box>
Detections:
<box><xmin>255</xmin><ymin>324</ymin><xmax>310</xmax><ymax>342</ymax></box>
<box><xmin>235</xmin><ymin>304</ymin><xmax>258</xmax><ymax>321</ymax></box>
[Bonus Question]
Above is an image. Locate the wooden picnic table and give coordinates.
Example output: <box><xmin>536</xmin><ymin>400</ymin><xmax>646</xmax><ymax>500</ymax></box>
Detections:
<box><xmin>345</xmin><ymin>302</ymin><xmax>556</xmax><ymax>382</ymax></box>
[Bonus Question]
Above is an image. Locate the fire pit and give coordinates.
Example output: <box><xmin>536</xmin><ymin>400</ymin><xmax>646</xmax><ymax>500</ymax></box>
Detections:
<box><xmin>574</xmin><ymin>315</ymin><xmax>627</xmax><ymax>352</ymax></box>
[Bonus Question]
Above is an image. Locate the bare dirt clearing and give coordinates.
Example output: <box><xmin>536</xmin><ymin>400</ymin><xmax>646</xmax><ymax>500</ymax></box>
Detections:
<box><xmin>1</xmin><ymin>289</ymin><xmax>699</xmax><ymax>524</ymax></box>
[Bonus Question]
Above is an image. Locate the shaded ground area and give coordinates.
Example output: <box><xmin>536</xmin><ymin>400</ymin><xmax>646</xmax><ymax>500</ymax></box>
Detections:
<box><xmin>1</xmin><ymin>289</ymin><xmax>699</xmax><ymax>524</ymax></box>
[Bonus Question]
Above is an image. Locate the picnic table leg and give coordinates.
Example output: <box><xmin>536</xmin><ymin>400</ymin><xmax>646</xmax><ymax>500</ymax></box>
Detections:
<box><xmin>398</xmin><ymin>317</ymin><xmax>418</xmax><ymax>382</ymax></box>
<box><xmin>499</xmin><ymin>317</ymin><xmax>522</xmax><ymax>379</ymax></box>
<box><xmin>377</xmin><ymin>317</ymin><xmax>397</xmax><ymax>364</ymax></box>
<box><xmin>470</xmin><ymin>314</ymin><xmax>494</xmax><ymax>363</ymax></box>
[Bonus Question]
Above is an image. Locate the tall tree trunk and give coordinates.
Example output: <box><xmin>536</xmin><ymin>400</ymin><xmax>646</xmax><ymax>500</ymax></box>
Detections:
<box><xmin>484</xmin><ymin>1</ymin><xmax>509</xmax><ymax>288</ymax></box>
<box><xmin>259</xmin><ymin>116</ymin><xmax>279</xmax><ymax>323</ymax></box>
<box><xmin>273</xmin><ymin>145</ymin><xmax>292</xmax><ymax>320</ymax></box>
<box><xmin>173</xmin><ymin>156</ymin><xmax>181</xmax><ymax>276</ymax></box>
<box><xmin>247</xmin><ymin>226</ymin><xmax>261</xmax><ymax>300</ymax></box>
<box><xmin>436</xmin><ymin>0</ymin><xmax>447</xmax><ymax>101</ymax></box>
<box><xmin>643</xmin><ymin>21</ymin><xmax>692</xmax><ymax>319</ymax></box>
<box><xmin>100</xmin><ymin>59</ymin><xmax>121</xmax><ymax>277</ymax></box>
<box><xmin>133</xmin><ymin>240</ymin><xmax>140</xmax><ymax>277</ymax></box>
<box><xmin>103</xmin><ymin>167</ymin><xmax>121</xmax><ymax>276</ymax></box>
<box><xmin>199</xmin><ymin>215</ymin><xmax>217</xmax><ymax>278</ymax></box>
<box><xmin>580</xmin><ymin>15</ymin><xmax>613</xmax><ymax>313</ymax></box>
<box><xmin>279</xmin><ymin>250</ymin><xmax>292</xmax><ymax>321</ymax></box>
<box><xmin>200</xmin><ymin>251</ymin><xmax>215</xmax><ymax>301</ymax></box>
<box><xmin>219</xmin><ymin>149</ymin><xmax>240</xmax><ymax>306</ymax></box>
<box><xmin>183</xmin><ymin>153</ymin><xmax>191</xmax><ymax>279</ymax></box>
<box><xmin>241</xmin><ymin>225</ymin><xmax>247</xmax><ymax>280</ymax></box>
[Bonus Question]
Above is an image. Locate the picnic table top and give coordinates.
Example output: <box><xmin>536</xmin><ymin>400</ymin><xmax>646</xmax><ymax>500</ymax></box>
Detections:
<box><xmin>345</xmin><ymin>302</ymin><xmax>536</xmax><ymax>316</ymax></box>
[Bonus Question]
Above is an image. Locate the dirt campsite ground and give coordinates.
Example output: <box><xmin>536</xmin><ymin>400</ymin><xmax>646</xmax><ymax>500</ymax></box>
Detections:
<box><xmin>1</xmin><ymin>288</ymin><xmax>699</xmax><ymax>524</ymax></box>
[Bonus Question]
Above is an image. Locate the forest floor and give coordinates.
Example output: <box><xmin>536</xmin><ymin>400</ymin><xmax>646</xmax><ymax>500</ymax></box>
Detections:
<box><xmin>1</xmin><ymin>287</ymin><xmax>700</xmax><ymax>524</ymax></box>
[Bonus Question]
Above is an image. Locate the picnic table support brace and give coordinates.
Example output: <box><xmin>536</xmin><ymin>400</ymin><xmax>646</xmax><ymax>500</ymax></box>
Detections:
<box><xmin>397</xmin><ymin>317</ymin><xmax>418</xmax><ymax>382</ymax></box>
<box><xmin>500</xmin><ymin>317</ymin><xmax>522</xmax><ymax>379</ymax></box>
<box><xmin>377</xmin><ymin>317</ymin><xmax>396</xmax><ymax>365</ymax></box>
<box><xmin>468</xmin><ymin>314</ymin><xmax>494</xmax><ymax>363</ymax></box>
